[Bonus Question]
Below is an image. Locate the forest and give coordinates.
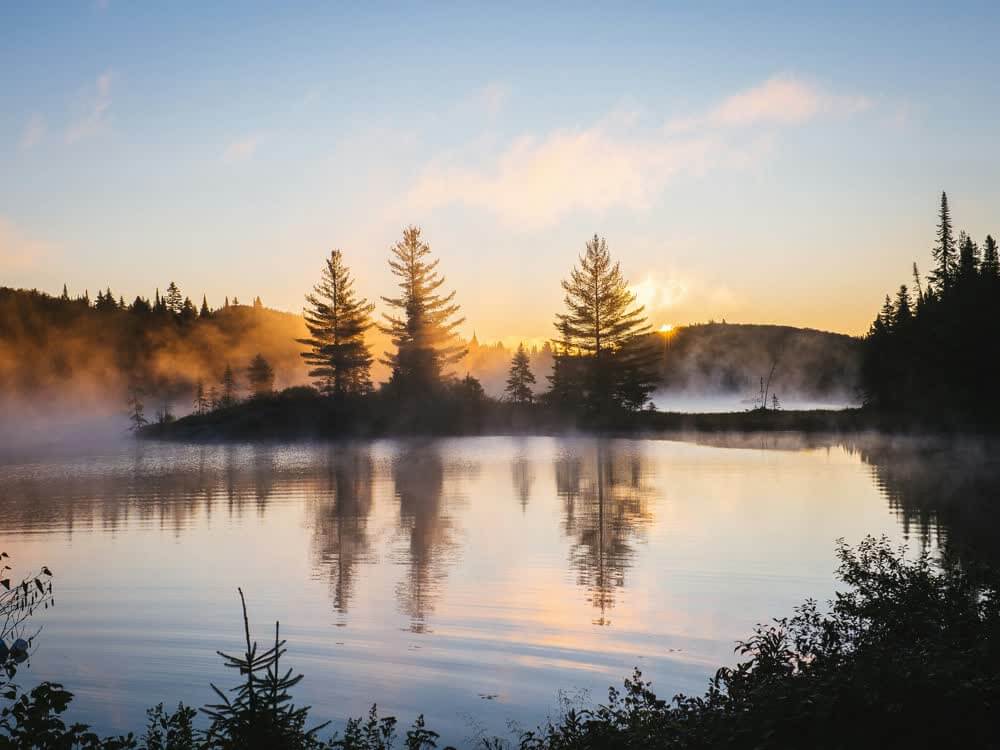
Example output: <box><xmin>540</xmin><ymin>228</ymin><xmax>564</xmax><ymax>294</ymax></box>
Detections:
<box><xmin>861</xmin><ymin>192</ymin><xmax>1000</xmax><ymax>426</ymax></box>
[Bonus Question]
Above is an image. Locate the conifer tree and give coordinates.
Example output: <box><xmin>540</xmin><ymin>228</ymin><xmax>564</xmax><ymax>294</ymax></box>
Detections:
<box><xmin>298</xmin><ymin>250</ymin><xmax>374</xmax><ymax>397</ymax></box>
<box><xmin>505</xmin><ymin>343</ymin><xmax>536</xmax><ymax>404</ymax></box>
<box><xmin>981</xmin><ymin>235</ymin><xmax>999</xmax><ymax>281</ymax></box>
<box><xmin>893</xmin><ymin>285</ymin><xmax>912</xmax><ymax>327</ymax></box>
<box><xmin>165</xmin><ymin>282</ymin><xmax>183</xmax><ymax>314</ymax></box>
<box><xmin>179</xmin><ymin>296</ymin><xmax>197</xmax><ymax>323</ymax></box>
<box><xmin>193</xmin><ymin>380</ymin><xmax>209</xmax><ymax>415</ymax></box>
<box><xmin>220</xmin><ymin>364</ymin><xmax>238</xmax><ymax>407</ymax></box>
<box><xmin>200</xmin><ymin>295</ymin><xmax>211</xmax><ymax>318</ymax></box>
<box><xmin>126</xmin><ymin>384</ymin><xmax>147</xmax><ymax>431</ymax></box>
<box><xmin>930</xmin><ymin>191</ymin><xmax>956</xmax><ymax>295</ymax></box>
<box><xmin>247</xmin><ymin>354</ymin><xmax>274</xmax><ymax>398</ymax></box>
<box><xmin>379</xmin><ymin>226</ymin><xmax>466</xmax><ymax>393</ymax></box>
<box><xmin>551</xmin><ymin>235</ymin><xmax>657</xmax><ymax>413</ymax></box>
<box><xmin>60</xmin><ymin>284</ymin><xmax>69</xmax><ymax>301</ymax></box>
<box><xmin>957</xmin><ymin>231</ymin><xmax>980</xmax><ymax>287</ymax></box>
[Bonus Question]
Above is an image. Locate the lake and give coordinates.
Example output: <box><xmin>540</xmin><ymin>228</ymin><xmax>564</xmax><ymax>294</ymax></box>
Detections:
<box><xmin>1</xmin><ymin>433</ymin><xmax>995</xmax><ymax>745</ymax></box>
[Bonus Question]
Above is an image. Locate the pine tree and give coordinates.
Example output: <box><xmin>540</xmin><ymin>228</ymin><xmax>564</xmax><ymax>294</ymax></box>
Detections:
<box><xmin>981</xmin><ymin>235</ymin><xmax>999</xmax><ymax>281</ymax></box>
<box><xmin>200</xmin><ymin>295</ymin><xmax>211</xmax><ymax>318</ymax></box>
<box><xmin>60</xmin><ymin>284</ymin><xmax>69</xmax><ymax>301</ymax></box>
<box><xmin>179</xmin><ymin>296</ymin><xmax>197</xmax><ymax>323</ymax></box>
<box><xmin>930</xmin><ymin>191</ymin><xmax>956</xmax><ymax>295</ymax></box>
<box><xmin>165</xmin><ymin>282</ymin><xmax>183</xmax><ymax>314</ymax></box>
<box><xmin>193</xmin><ymin>380</ymin><xmax>209</xmax><ymax>415</ymax></box>
<box><xmin>298</xmin><ymin>249</ymin><xmax>375</xmax><ymax>397</ymax></box>
<box><xmin>220</xmin><ymin>364</ymin><xmax>238</xmax><ymax>407</ymax></box>
<box><xmin>893</xmin><ymin>285</ymin><xmax>911</xmax><ymax>327</ymax></box>
<box><xmin>379</xmin><ymin>226</ymin><xmax>466</xmax><ymax>393</ymax></box>
<box><xmin>505</xmin><ymin>343</ymin><xmax>536</xmax><ymax>404</ymax></box>
<box><xmin>247</xmin><ymin>354</ymin><xmax>274</xmax><ymax>398</ymax></box>
<box><xmin>552</xmin><ymin>234</ymin><xmax>657</xmax><ymax>413</ymax></box>
<box><xmin>253</xmin><ymin>296</ymin><xmax>263</xmax><ymax>310</ymax></box>
<box><xmin>957</xmin><ymin>231</ymin><xmax>980</xmax><ymax>287</ymax></box>
<box><xmin>126</xmin><ymin>385</ymin><xmax>148</xmax><ymax>431</ymax></box>
<box><xmin>879</xmin><ymin>294</ymin><xmax>896</xmax><ymax>333</ymax></box>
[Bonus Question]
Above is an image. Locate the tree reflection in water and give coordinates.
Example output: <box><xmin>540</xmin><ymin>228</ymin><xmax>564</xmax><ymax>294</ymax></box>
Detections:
<box><xmin>391</xmin><ymin>443</ymin><xmax>458</xmax><ymax>633</ymax></box>
<box><xmin>309</xmin><ymin>445</ymin><xmax>375</xmax><ymax>615</ymax></box>
<box><xmin>555</xmin><ymin>440</ymin><xmax>654</xmax><ymax>625</ymax></box>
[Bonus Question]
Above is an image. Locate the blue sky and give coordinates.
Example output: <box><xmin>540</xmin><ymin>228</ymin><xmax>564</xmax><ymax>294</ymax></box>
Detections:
<box><xmin>2</xmin><ymin>1</ymin><xmax>999</xmax><ymax>339</ymax></box>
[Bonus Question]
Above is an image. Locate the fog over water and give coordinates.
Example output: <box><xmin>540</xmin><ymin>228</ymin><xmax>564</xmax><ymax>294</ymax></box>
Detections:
<box><xmin>1</xmin><ymin>432</ymin><xmax>987</xmax><ymax>745</ymax></box>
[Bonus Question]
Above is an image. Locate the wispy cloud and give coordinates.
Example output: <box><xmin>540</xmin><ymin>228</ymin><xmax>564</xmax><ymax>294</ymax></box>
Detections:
<box><xmin>407</xmin><ymin>75</ymin><xmax>870</xmax><ymax>228</ymax></box>
<box><xmin>666</xmin><ymin>74</ymin><xmax>871</xmax><ymax>134</ymax></box>
<box><xmin>19</xmin><ymin>114</ymin><xmax>46</xmax><ymax>151</ymax></box>
<box><xmin>222</xmin><ymin>134</ymin><xmax>262</xmax><ymax>163</ymax></box>
<box><xmin>630</xmin><ymin>271</ymin><xmax>737</xmax><ymax>317</ymax></box>
<box><xmin>65</xmin><ymin>70</ymin><xmax>115</xmax><ymax>144</ymax></box>
<box><xmin>0</xmin><ymin>217</ymin><xmax>53</xmax><ymax>272</ymax></box>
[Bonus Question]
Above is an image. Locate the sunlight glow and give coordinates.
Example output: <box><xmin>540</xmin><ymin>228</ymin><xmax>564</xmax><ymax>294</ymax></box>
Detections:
<box><xmin>659</xmin><ymin>323</ymin><xmax>674</xmax><ymax>334</ymax></box>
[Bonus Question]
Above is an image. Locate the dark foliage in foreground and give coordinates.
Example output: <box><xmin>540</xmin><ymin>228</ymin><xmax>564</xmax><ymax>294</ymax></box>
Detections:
<box><xmin>3</xmin><ymin>538</ymin><xmax>998</xmax><ymax>748</ymax></box>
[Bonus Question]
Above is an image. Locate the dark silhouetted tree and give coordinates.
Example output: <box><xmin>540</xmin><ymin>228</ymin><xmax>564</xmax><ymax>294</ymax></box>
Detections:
<box><xmin>379</xmin><ymin>226</ymin><xmax>466</xmax><ymax>394</ymax></box>
<box><xmin>200</xmin><ymin>295</ymin><xmax>211</xmax><ymax>318</ymax></box>
<box><xmin>193</xmin><ymin>380</ymin><xmax>209</xmax><ymax>415</ymax></box>
<box><xmin>165</xmin><ymin>282</ymin><xmax>183</xmax><ymax>314</ymax></box>
<box><xmin>982</xmin><ymin>235</ymin><xmax>999</xmax><ymax>281</ymax></box>
<box><xmin>126</xmin><ymin>385</ymin><xmax>147</xmax><ymax>431</ymax></box>
<box><xmin>247</xmin><ymin>354</ymin><xmax>274</xmax><ymax>398</ymax></box>
<box><xmin>505</xmin><ymin>343</ymin><xmax>536</xmax><ymax>404</ymax></box>
<box><xmin>551</xmin><ymin>235</ymin><xmax>657</xmax><ymax>413</ymax></box>
<box><xmin>957</xmin><ymin>231</ymin><xmax>980</xmax><ymax>287</ymax></box>
<box><xmin>220</xmin><ymin>364</ymin><xmax>238</xmax><ymax>407</ymax></box>
<box><xmin>298</xmin><ymin>249</ymin><xmax>374</xmax><ymax>397</ymax></box>
<box><xmin>929</xmin><ymin>191</ymin><xmax>956</xmax><ymax>295</ymax></box>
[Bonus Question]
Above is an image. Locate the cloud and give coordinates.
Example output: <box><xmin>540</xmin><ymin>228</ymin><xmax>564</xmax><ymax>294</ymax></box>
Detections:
<box><xmin>19</xmin><ymin>114</ymin><xmax>46</xmax><ymax>150</ymax></box>
<box><xmin>406</xmin><ymin>75</ymin><xmax>870</xmax><ymax>228</ymax></box>
<box><xmin>666</xmin><ymin>75</ymin><xmax>871</xmax><ymax>134</ymax></box>
<box><xmin>0</xmin><ymin>217</ymin><xmax>53</xmax><ymax>272</ymax></box>
<box><xmin>66</xmin><ymin>70</ymin><xmax>114</xmax><ymax>144</ymax></box>
<box><xmin>630</xmin><ymin>271</ymin><xmax>738</xmax><ymax>324</ymax></box>
<box><xmin>222</xmin><ymin>134</ymin><xmax>262</xmax><ymax>163</ymax></box>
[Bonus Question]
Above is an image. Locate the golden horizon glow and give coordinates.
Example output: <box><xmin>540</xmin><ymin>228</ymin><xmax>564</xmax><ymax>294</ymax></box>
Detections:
<box><xmin>659</xmin><ymin>323</ymin><xmax>674</xmax><ymax>334</ymax></box>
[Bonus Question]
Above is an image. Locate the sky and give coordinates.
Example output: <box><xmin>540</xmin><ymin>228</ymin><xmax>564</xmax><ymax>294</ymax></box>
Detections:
<box><xmin>2</xmin><ymin>1</ymin><xmax>999</xmax><ymax>342</ymax></box>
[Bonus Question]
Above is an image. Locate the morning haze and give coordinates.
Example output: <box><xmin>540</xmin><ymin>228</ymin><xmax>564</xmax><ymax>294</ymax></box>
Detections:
<box><xmin>2</xmin><ymin>3</ymin><xmax>1000</xmax><ymax>749</ymax></box>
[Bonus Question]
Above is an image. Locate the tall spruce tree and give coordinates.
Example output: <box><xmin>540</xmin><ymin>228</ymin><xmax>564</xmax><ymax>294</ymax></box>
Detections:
<box><xmin>247</xmin><ymin>354</ymin><xmax>274</xmax><ymax>398</ymax></box>
<box><xmin>893</xmin><ymin>285</ymin><xmax>912</xmax><ymax>327</ymax></box>
<box><xmin>298</xmin><ymin>249</ymin><xmax>375</xmax><ymax>396</ymax></box>
<box><xmin>981</xmin><ymin>235</ymin><xmax>998</xmax><ymax>281</ymax></box>
<box><xmin>379</xmin><ymin>226</ymin><xmax>466</xmax><ymax>393</ymax></box>
<box><xmin>930</xmin><ymin>191</ymin><xmax>956</xmax><ymax>295</ymax></box>
<box><xmin>505</xmin><ymin>343</ymin><xmax>536</xmax><ymax>404</ymax></box>
<box><xmin>220</xmin><ymin>363</ymin><xmax>237</xmax><ymax>407</ymax></box>
<box><xmin>200</xmin><ymin>294</ymin><xmax>211</xmax><ymax>318</ymax></box>
<box><xmin>957</xmin><ymin>231</ymin><xmax>980</xmax><ymax>287</ymax></box>
<box><xmin>551</xmin><ymin>235</ymin><xmax>657</xmax><ymax>413</ymax></box>
<box><xmin>165</xmin><ymin>282</ymin><xmax>183</xmax><ymax>314</ymax></box>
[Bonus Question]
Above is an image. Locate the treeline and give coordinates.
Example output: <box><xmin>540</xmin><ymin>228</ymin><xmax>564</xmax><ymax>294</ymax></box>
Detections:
<box><xmin>158</xmin><ymin>229</ymin><xmax>663</xmax><ymax>434</ymax></box>
<box><xmin>861</xmin><ymin>192</ymin><xmax>1000</xmax><ymax>423</ymax></box>
<box><xmin>0</xmin><ymin>284</ymin><xmax>306</xmax><ymax>415</ymax></box>
<box><xmin>4</xmin><ymin>538</ymin><xmax>1000</xmax><ymax>748</ymax></box>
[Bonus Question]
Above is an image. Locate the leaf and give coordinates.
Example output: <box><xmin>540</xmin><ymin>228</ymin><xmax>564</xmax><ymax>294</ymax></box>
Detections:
<box><xmin>0</xmin><ymin>579</ymin><xmax>8</xmax><ymax>591</ymax></box>
<box><xmin>34</xmin><ymin>579</ymin><xmax>44</xmax><ymax>594</ymax></box>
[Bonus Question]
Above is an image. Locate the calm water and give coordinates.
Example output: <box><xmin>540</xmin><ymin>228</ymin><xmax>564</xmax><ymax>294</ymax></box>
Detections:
<box><xmin>0</xmin><ymin>433</ymin><xmax>994</xmax><ymax>745</ymax></box>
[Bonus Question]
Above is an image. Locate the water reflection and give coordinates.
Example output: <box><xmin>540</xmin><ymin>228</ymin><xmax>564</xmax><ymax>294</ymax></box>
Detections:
<box><xmin>390</xmin><ymin>444</ymin><xmax>457</xmax><ymax>632</ymax></box>
<box><xmin>310</xmin><ymin>446</ymin><xmax>375</xmax><ymax>614</ymax></box>
<box><xmin>555</xmin><ymin>441</ymin><xmax>654</xmax><ymax>625</ymax></box>
<box><xmin>844</xmin><ymin>435</ymin><xmax>1000</xmax><ymax>566</ymax></box>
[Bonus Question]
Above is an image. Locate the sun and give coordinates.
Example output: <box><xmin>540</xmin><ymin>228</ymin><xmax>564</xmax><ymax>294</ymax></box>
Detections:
<box><xmin>659</xmin><ymin>323</ymin><xmax>674</xmax><ymax>333</ymax></box>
